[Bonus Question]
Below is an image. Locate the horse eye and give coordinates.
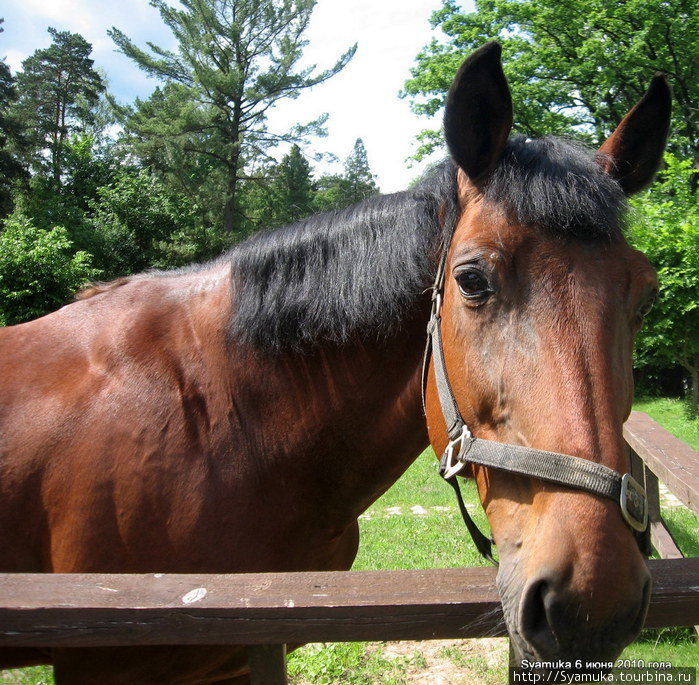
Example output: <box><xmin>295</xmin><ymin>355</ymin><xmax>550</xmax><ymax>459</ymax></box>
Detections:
<box><xmin>455</xmin><ymin>269</ymin><xmax>491</xmax><ymax>299</ymax></box>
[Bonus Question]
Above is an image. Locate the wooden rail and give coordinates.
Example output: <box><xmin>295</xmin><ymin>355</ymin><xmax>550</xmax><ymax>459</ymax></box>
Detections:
<box><xmin>625</xmin><ymin>412</ymin><xmax>699</xmax><ymax>561</ymax></box>
<box><xmin>624</xmin><ymin>411</ymin><xmax>699</xmax><ymax>517</ymax></box>
<box><xmin>0</xmin><ymin>560</ymin><xmax>697</xmax><ymax>649</ymax></box>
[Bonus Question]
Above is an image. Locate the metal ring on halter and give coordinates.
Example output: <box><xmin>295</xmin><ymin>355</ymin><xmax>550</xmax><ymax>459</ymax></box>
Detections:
<box><xmin>439</xmin><ymin>424</ymin><xmax>472</xmax><ymax>479</ymax></box>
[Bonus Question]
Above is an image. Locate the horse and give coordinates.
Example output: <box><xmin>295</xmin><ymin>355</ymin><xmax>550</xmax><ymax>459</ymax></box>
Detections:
<box><xmin>0</xmin><ymin>42</ymin><xmax>670</xmax><ymax>683</ymax></box>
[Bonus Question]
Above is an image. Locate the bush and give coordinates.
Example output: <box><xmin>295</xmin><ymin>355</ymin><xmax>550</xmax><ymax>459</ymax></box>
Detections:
<box><xmin>629</xmin><ymin>153</ymin><xmax>699</xmax><ymax>414</ymax></box>
<box><xmin>0</xmin><ymin>214</ymin><xmax>97</xmax><ymax>325</ymax></box>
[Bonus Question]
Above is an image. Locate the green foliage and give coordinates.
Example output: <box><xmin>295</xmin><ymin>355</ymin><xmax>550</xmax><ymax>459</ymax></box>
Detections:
<box><xmin>0</xmin><ymin>214</ymin><xmax>96</xmax><ymax>325</ymax></box>
<box><xmin>0</xmin><ymin>20</ymin><xmax>28</xmax><ymax>218</ymax></box>
<box><xmin>14</xmin><ymin>134</ymin><xmax>118</xmax><ymax>248</ymax></box>
<box><xmin>404</xmin><ymin>0</ymin><xmax>698</xmax><ymax>158</ymax></box>
<box><xmin>267</xmin><ymin>144</ymin><xmax>315</xmax><ymax>226</ymax></box>
<box><xmin>109</xmin><ymin>0</ymin><xmax>355</xmax><ymax>233</ymax></box>
<box><xmin>315</xmin><ymin>138</ymin><xmax>378</xmax><ymax>212</ymax></box>
<box><xmin>629</xmin><ymin>154</ymin><xmax>699</xmax><ymax>413</ymax></box>
<box><xmin>12</xmin><ymin>27</ymin><xmax>105</xmax><ymax>179</ymax></box>
<box><xmin>87</xmin><ymin>168</ymin><xmax>226</xmax><ymax>279</ymax></box>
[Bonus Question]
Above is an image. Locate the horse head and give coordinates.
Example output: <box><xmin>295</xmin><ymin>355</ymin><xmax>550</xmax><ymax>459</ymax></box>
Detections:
<box><xmin>425</xmin><ymin>43</ymin><xmax>671</xmax><ymax>664</ymax></box>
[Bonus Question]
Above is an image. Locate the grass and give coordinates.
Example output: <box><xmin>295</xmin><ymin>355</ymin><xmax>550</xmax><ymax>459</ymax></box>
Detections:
<box><xmin>287</xmin><ymin>642</ymin><xmax>413</xmax><ymax>684</ymax></box>
<box><xmin>3</xmin><ymin>398</ymin><xmax>697</xmax><ymax>684</ymax></box>
<box><xmin>633</xmin><ymin>396</ymin><xmax>699</xmax><ymax>450</ymax></box>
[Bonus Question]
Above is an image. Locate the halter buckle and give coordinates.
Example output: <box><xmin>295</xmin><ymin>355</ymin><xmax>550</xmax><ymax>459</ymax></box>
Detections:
<box><xmin>430</xmin><ymin>291</ymin><xmax>442</xmax><ymax>319</ymax></box>
<box><xmin>439</xmin><ymin>424</ymin><xmax>472</xmax><ymax>479</ymax></box>
<box><xmin>620</xmin><ymin>473</ymin><xmax>648</xmax><ymax>532</ymax></box>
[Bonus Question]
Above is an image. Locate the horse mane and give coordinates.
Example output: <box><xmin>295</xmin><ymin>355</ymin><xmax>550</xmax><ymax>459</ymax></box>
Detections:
<box><xmin>229</xmin><ymin>160</ymin><xmax>459</xmax><ymax>351</ymax></box>
<box><xmin>229</xmin><ymin>136</ymin><xmax>627</xmax><ymax>352</ymax></box>
<box><xmin>75</xmin><ymin>137</ymin><xmax>626</xmax><ymax>350</ymax></box>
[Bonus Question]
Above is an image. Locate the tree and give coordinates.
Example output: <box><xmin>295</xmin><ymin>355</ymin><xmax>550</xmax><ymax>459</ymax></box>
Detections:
<box><xmin>15</xmin><ymin>134</ymin><xmax>118</xmax><ymax>247</ymax></box>
<box><xmin>110</xmin><ymin>0</ymin><xmax>355</xmax><ymax>234</ymax></box>
<box><xmin>629</xmin><ymin>154</ymin><xmax>699</xmax><ymax>415</ymax></box>
<box><xmin>341</xmin><ymin>138</ymin><xmax>378</xmax><ymax>204</ymax></box>
<box><xmin>404</xmin><ymin>0</ymin><xmax>698</xmax><ymax>160</ymax></box>
<box><xmin>0</xmin><ymin>214</ymin><xmax>96</xmax><ymax>325</ymax></box>
<box><xmin>87</xmin><ymin>168</ymin><xmax>225</xmax><ymax>278</ymax></box>
<box><xmin>268</xmin><ymin>144</ymin><xmax>315</xmax><ymax>226</ymax></box>
<box><xmin>0</xmin><ymin>20</ymin><xmax>28</xmax><ymax>217</ymax></box>
<box><xmin>314</xmin><ymin>138</ymin><xmax>379</xmax><ymax>212</ymax></box>
<box><xmin>13</xmin><ymin>27</ymin><xmax>105</xmax><ymax>181</ymax></box>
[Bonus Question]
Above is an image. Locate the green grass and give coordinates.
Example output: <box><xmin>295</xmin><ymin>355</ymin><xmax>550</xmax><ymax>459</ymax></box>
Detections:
<box><xmin>633</xmin><ymin>396</ymin><xmax>699</xmax><ymax>450</ymax></box>
<box><xmin>287</xmin><ymin>642</ymin><xmax>413</xmax><ymax>685</ymax></box>
<box><xmin>0</xmin><ymin>667</ymin><xmax>52</xmax><ymax>684</ymax></box>
<box><xmin>352</xmin><ymin>450</ymin><xmax>489</xmax><ymax>571</ymax></box>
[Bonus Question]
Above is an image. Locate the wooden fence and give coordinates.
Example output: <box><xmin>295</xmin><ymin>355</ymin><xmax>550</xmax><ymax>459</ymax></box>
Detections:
<box><xmin>0</xmin><ymin>412</ymin><xmax>697</xmax><ymax>684</ymax></box>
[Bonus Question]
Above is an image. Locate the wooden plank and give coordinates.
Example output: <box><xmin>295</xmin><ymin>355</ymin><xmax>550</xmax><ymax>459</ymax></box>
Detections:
<box><xmin>0</xmin><ymin>560</ymin><xmax>696</xmax><ymax>648</ymax></box>
<box><xmin>248</xmin><ymin>645</ymin><xmax>287</xmax><ymax>685</ymax></box>
<box><xmin>645</xmin><ymin>466</ymin><xmax>662</xmax><ymax>523</ymax></box>
<box><xmin>0</xmin><ymin>567</ymin><xmax>505</xmax><ymax>647</ymax></box>
<box><xmin>624</xmin><ymin>411</ymin><xmax>699</xmax><ymax>516</ymax></box>
<box><xmin>650</xmin><ymin>520</ymin><xmax>684</xmax><ymax>560</ymax></box>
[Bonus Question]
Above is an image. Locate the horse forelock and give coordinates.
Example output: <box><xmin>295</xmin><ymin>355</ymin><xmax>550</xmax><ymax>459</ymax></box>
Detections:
<box><xmin>484</xmin><ymin>135</ymin><xmax>627</xmax><ymax>240</ymax></box>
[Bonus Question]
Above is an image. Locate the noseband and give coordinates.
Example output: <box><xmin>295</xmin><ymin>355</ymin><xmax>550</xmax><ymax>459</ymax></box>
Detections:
<box><xmin>422</xmin><ymin>219</ymin><xmax>650</xmax><ymax>565</ymax></box>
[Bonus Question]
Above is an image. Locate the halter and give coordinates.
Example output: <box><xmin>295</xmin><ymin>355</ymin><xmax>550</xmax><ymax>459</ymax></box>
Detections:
<box><xmin>422</xmin><ymin>216</ymin><xmax>650</xmax><ymax>565</ymax></box>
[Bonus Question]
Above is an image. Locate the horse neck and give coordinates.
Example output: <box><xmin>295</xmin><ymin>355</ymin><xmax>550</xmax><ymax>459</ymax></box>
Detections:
<box><xmin>232</xmin><ymin>304</ymin><xmax>431</xmax><ymax>524</ymax></box>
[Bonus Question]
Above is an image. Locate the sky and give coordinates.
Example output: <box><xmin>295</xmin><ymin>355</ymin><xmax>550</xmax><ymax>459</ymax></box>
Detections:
<box><xmin>0</xmin><ymin>0</ymin><xmax>475</xmax><ymax>192</ymax></box>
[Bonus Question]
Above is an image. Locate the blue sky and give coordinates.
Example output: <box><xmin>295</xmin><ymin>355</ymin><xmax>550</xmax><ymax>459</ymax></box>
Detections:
<box><xmin>1</xmin><ymin>0</ymin><xmax>475</xmax><ymax>191</ymax></box>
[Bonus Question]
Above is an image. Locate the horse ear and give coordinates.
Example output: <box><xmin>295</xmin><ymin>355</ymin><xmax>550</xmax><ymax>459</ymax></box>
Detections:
<box><xmin>597</xmin><ymin>75</ymin><xmax>672</xmax><ymax>195</ymax></box>
<box><xmin>443</xmin><ymin>41</ymin><xmax>513</xmax><ymax>183</ymax></box>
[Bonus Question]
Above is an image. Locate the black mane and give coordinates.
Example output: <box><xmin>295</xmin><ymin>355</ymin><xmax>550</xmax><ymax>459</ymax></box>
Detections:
<box><xmin>229</xmin><ymin>136</ymin><xmax>627</xmax><ymax>351</ymax></box>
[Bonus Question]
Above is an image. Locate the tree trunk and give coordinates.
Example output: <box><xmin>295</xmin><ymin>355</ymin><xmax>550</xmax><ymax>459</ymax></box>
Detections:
<box><xmin>223</xmin><ymin>167</ymin><xmax>238</xmax><ymax>234</ymax></box>
<box><xmin>690</xmin><ymin>357</ymin><xmax>698</xmax><ymax>418</ymax></box>
<box><xmin>222</xmin><ymin>99</ymin><xmax>244</xmax><ymax>234</ymax></box>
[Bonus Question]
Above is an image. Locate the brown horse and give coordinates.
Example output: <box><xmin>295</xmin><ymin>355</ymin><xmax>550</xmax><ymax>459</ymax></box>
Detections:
<box><xmin>0</xmin><ymin>43</ymin><xmax>669</xmax><ymax>682</ymax></box>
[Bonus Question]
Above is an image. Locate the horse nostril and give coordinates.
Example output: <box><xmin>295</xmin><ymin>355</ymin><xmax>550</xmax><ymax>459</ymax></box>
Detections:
<box><xmin>519</xmin><ymin>578</ymin><xmax>560</xmax><ymax>656</ymax></box>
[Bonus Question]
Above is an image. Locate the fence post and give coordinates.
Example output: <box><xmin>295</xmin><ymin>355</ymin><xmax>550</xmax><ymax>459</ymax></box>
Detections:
<box><xmin>248</xmin><ymin>644</ymin><xmax>288</xmax><ymax>685</ymax></box>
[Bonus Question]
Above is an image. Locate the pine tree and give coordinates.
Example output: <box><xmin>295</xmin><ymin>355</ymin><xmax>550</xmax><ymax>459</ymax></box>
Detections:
<box><xmin>13</xmin><ymin>27</ymin><xmax>105</xmax><ymax>181</ymax></box>
<box><xmin>0</xmin><ymin>65</ymin><xmax>27</xmax><ymax>216</ymax></box>
<box><xmin>269</xmin><ymin>144</ymin><xmax>314</xmax><ymax>226</ymax></box>
<box><xmin>314</xmin><ymin>138</ymin><xmax>379</xmax><ymax>212</ymax></box>
<box><xmin>342</xmin><ymin>138</ymin><xmax>378</xmax><ymax>205</ymax></box>
<box><xmin>110</xmin><ymin>0</ymin><xmax>355</xmax><ymax>234</ymax></box>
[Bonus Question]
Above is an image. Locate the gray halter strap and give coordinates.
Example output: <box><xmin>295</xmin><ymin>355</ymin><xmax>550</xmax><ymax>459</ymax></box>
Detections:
<box><xmin>422</xmin><ymin>230</ymin><xmax>649</xmax><ymax>565</ymax></box>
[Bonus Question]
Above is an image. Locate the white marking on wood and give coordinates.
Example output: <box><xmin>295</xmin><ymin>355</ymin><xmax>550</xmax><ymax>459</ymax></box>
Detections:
<box><xmin>96</xmin><ymin>586</ymin><xmax>119</xmax><ymax>593</ymax></box>
<box><xmin>182</xmin><ymin>587</ymin><xmax>208</xmax><ymax>605</ymax></box>
<box><xmin>284</xmin><ymin>599</ymin><xmax>295</xmax><ymax>607</ymax></box>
